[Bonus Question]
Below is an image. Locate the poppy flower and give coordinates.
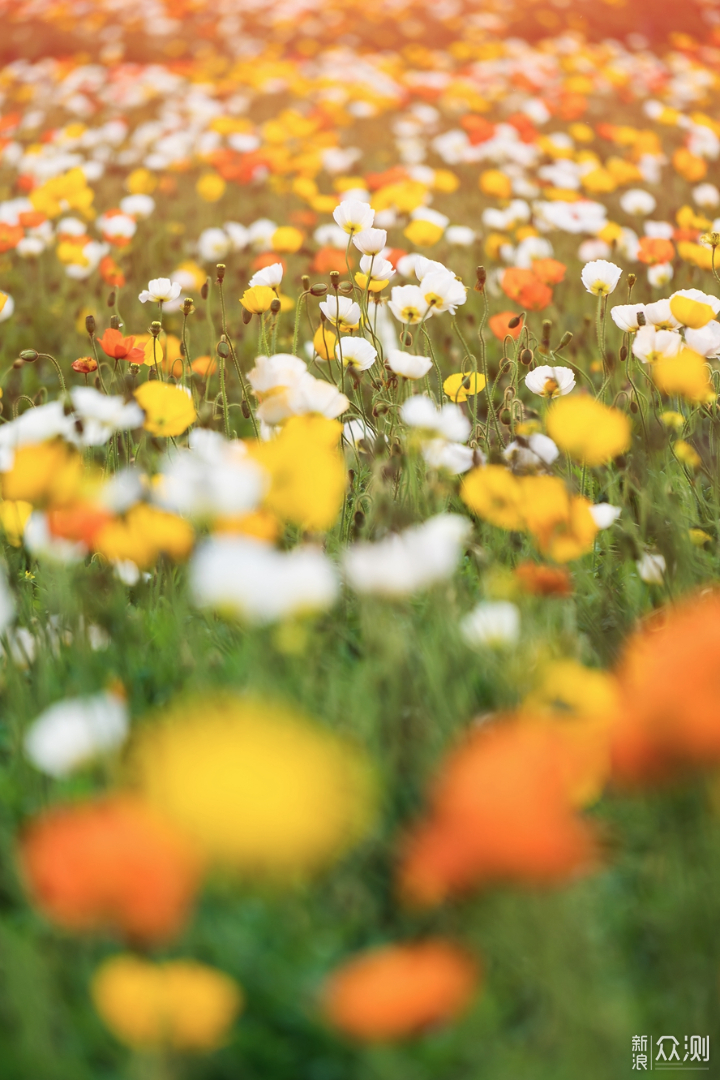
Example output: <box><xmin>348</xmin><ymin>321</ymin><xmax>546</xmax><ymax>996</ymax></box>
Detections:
<box><xmin>321</xmin><ymin>940</ymin><xmax>479</xmax><ymax>1041</ymax></box>
<box><xmin>514</xmin><ymin>561</ymin><xmax>572</xmax><ymax>596</ymax></box>
<box><xmin>97</xmin><ymin>328</ymin><xmax>145</xmax><ymax>363</ymax></box>
<box><xmin>19</xmin><ymin>796</ymin><xmax>202</xmax><ymax>942</ymax></box>
<box><xmin>501</xmin><ymin>268</ymin><xmax>552</xmax><ymax>311</ymax></box>
<box><xmin>397</xmin><ymin>719</ymin><xmax>597</xmax><ymax>905</ymax></box>
<box><xmin>489</xmin><ymin>310</ymin><xmax>524</xmax><ymax>340</ymax></box>
<box><xmin>611</xmin><ymin>592</ymin><xmax>720</xmax><ymax>784</ymax></box>
<box><xmin>637</xmin><ymin>237</ymin><xmax>675</xmax><ymax>265</ymax></box>
<box><xmin>72</xmin><ymin>356</ymin><xmax>98</xmax><ymax>374</ymax></box>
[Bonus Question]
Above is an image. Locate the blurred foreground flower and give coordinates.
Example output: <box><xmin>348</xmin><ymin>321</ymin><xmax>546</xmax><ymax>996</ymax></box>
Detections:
<box><xmin>190</xmin><ymin>538</ymin><xmax>338</xmax><ymax>623</ymax></box>
<box><xmin>24</xmin><ymin>690</ymin><xmax>128</xmax><ymax>778</ymax></box>
<box><xmin>134</xmin><ymin>696</ymin><xmax>374</xmax><ymax>875</ymax></box>
<box><xmin>20</xmin><ymin>796</ymin><xmax>201</xmax><ymax>942</ymax></box>
<box><xmin>546</xmin><ymin>396</ymin><xmax>631</xmax><ymax>466</ymax></box>
<box><xmin>321</xmin><ymin>940</ymin><xmax>478</xmax><ymax>1042</ymax></box>
<box><xmin>398</xmin><ymin>719</ymin><xmax>598</xmax><ymax>905</ymax></box>
<box><xmin>134</xmin><ymin>383</ymin><xmax>196</xmax><ymax>437</ymax></box>
<box><xmin>92</xmin><ymin>956</ymin><xmax>242</xmax><ymax>1051</ymax></box>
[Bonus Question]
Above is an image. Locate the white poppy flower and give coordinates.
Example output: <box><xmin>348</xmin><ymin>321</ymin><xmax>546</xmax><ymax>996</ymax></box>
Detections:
<box><xmin>637</xmin><ymin>552</ymin><xmax>666</xmax><ymax>584</ymax></box>
<box><xmin>319</xmin><ymin>295</ymin><xmax>361</xmax><ymax>331</ymax></box>
<box><xmin>421</xmin><ymin>439</ymin><xmax>476</xmax><ymax>475</ymax></box>
<box><xmin>611</xmin><ymin>304</ymin><xmax>647</xmax><ymax>332</ymax></box>
<box><xmin>352</xmin><ymin>228</ymin><xmax>387</xmax><ymax>255</ymax></box>
<box><xmin>401</xmin><ymin>395</ymin><xmax>471</xmax><ymax>442</ymax></box>
<box><xmin>249</xmin><ymin>262</ymin><xmax>284</xmax><ymax>288</ymax></box>
<box><xmin>580</xmin><ymin>259</ymin><xmax>622</xmax><ymax>296</ymax></box>
<box><xmin>524</xmin><ymin>365</ymin><xmax>575</xmax><ymax>398</ymax></box>
<box><xmin>420</xmin><ymin>271</ymin><xmax>467</xmax><ymax>315</ymax></box>
<box><xmin>647</xmin><ymin>263</ymin><xmax>674</xmax><ymax>288</ymax></box>
<box><xmin>24</xmin><ymin>691</ymin><xmax>129</xmax><ymax>778</ymax></box>
<box><xmin>386</xmin><ymin>350</ymin><xmax>432</xmax><ymax>380</ymax></box>
<box><xmin>337</xmin><ymin>338</ymin><xmax>377</xmax><ymax>371</ymax></box>
<box><xmin>461</xmin><ymin>601</ymin><xmax>520</xmax><ymax>648</ymax></box>
<box><xmin>503</xmin><ymin>433</ymin><xmax>559</xmax><ymax>471</ymax></box>
<box><xmin>333</xmin><ymin>198</ymin><xmax>375</xmax><ymax>235</ymax></box>
<box><xmin>190</xmin><ymin>538</ymin><xmax>339</xmax><ymax>623</ymax></box>
<box><xmin>343</xmin><ymin>514</ymin><xmax>471</xmax><ymax>597</ymax></box>
<box><xmin>644</xmin><ymin>299</ymin><xmax>681</xmax><ymax>329</ymax></box>
<box><xmin>388</xmin><ymin>284</ymin><xmax>429</xmax><ymax>324</ymax></box>
<box><xmin>685</xmin><ymin>321</ymin><xmax>720</xmax><ymax>358</ymax></box>
<box><xmin>138</xmin><ymin>277</ymin><xmax>182</xmax><ymax>304</ymax></box>
<box><xmin>632</xmin><ymin>326</ymin><xmax>682</xmax><ymax>364</ymax></box>
<box><xmin>670</xmin><ymin>288</ymin><xmax>720</xmax><ymax>315</ymax></box>
<box><xmin>620</xmin><ymin>189</ymin><xmax>656</xmax><ymax>216</ymax></box>
<box><xmin>589</xmin><ymin>503</ymin><xmax>622</xmax><ymax>528</ymax></box>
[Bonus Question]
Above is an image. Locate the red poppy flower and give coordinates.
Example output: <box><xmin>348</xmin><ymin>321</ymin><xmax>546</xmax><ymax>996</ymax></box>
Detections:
<box><xmin>97</xmin><ymin>328</ymin><xmax>145</xmax><ymax>362</ymax></box>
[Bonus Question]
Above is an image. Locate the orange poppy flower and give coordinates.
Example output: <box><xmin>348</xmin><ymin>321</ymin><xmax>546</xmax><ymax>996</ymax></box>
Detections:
<box><xmin>0</xmin><ymin>222</ymin><xmax>23</xmax><ymax>252</ymax></box>
<box><xmin>321</xmin><ymin>940</ymin><xmax>479</xmax><ymax>1041</ymax></box>
<box><xmin>611</xmin><ymin>592</ymin><xmax>720</xmax><ymax>785</ymax></box>
<box><xmin>637</xmin><ymin>237</ymin><xmax>675</xmax><ymax>265</ymax></box>
<box><xmin>531</xmin><ymin>258</ymin><xmax>567</xmax><ymax>285</ymax></box>
<box><xmin>312</xmin><ymin>246</ymin><xmax>350</xmax><ymax>275</ymax></box>
<box><xmin>99</xmin><ymin>255</ymin><xmax>126</xmax><ymax>288</ymax></box>
<box><xmin>251</xmin><ymin>252</ymin><xmax>287</xmax><ymax>273</ymax></box>
<box><xmin>47</xmin><ymin>504</ymin><xmax>114</xmax><ymax>547</ymax></box>
<box><xmin>398</xmin><ymin>718</ymin><xmax>597</xmax><ymax>905</ymax></box>
<box><xmin>514</xmin><ymin>561</ymin><xmax>573</xmax><ymax>596</ymax></box>
<box><xmin>72</xmin><ymin>356</ymin><xmax>98</xmax><ymax>374</ymax></box>
<box><xmin>488</xmin><ymin>310</ymin><xmax>524</xmax><ymax>341</ymax></box>
<box><xmin>19</xmin><ymin>796</ymin><xmax>202</xmax><ymax>943</ymax></box>
<box><xmin>501</xmin><ymin>268</ymin><xmax>553</xmax><ymax>311</ymax></box>
<box><xmin>97</xmin><ymin>328</ymin><xmax>146</xmax><ymax>363</ymax></box>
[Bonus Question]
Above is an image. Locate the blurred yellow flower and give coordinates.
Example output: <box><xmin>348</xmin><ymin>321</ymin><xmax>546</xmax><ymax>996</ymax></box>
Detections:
<box><xmin>272</xmin><ymin>226</ymin><xmax>304</xmax><ymax>253</ymax></box>
<box><xmin>1</xmin><ymin>442</ymin><xmax>83</xmax><ymax>506</ymax></box>
<box><xmin>126</xmin><ymin>168</ymin><xmax>158</xmax><ymax>195</ymax></box>
<box><xmin>674</xmin><ymin>441</ymin><xmax>702</xmax><ymax>470</ymax></box>
<box><xmin>479</xmin><ymin>169</ymin><xmax>512</xmax><ymax>199</ymax></box>
<box><xmin>653</xmin><ymin>348</ymin><xmax>714</xmax><ymax>405</ymax></box>
<box><xmin>313</xmin><ymin>324</ymin><xmax>337</xmax><ymax>361</ymax></box>
<box><xmin>92</xmin><ymin>956</ymin><xmax>242</xmax><ymax>1051</ymax></box>
<box><xmin>403</xmin><ymin>220</ymin><xmax>444</xmax><ymax>247</ymax></box>
<box><xmin>95</xmin><ymin>504</ymin><xmax>194</xmax><ymax>569</ymax></box>
<box><xmin>461</xmin><ymin>466</ymin><xmax>525</xmax><ymax>530</ymax></box>
<box><xmin>134</xmin><ymin>695</ymin><xmax>374</xmax><ymax>874</ymax></box>
<box><xmin>135</xmin><ymin>382</ymin><xmax>197</xmax><ymax>437</ymax></box>
<box><xmin>0</xmin><ymin>499</ymin><xmax>32</xmax><ymax>545</ymax></box>
<box><xmin>249</xmin><ymin>415</ymin><xmax>346</xmax><ymax>531</ymax></box>
<box><xmin>546</xmin><ymin>397</ymin><xmax>631</xmax><ymax>467</ymax></box>
<box><xmin>196</xmin><ymin>171</ymin><xmax>226</xmax><ymax>203</ymax></box>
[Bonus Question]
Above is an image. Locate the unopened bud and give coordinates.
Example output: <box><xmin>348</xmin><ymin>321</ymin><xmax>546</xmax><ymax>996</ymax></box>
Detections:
<box><xmin>20</xmin><ymin>349</ymin><xmax>38</xmax><ymax>362</ymax></box>
<box><xmin>630</xmin><ymin>400</ymin><xmax>639</xmax><ymax>413</ymax></box>
<box><xmin>542</xmin><ymin>319</ymin><xmax>552</xmax><ymax>345</ymax></box>
<box><xmin>270</xmin><ymin>298</ymin><xmax>281</xmax><ymax>314</ymax></box>
<box><xmin>301</xmin><ymin>275</ymin><xmax>311</xmax><ymax>292</ymax></box>
<box><xmin>310</xmin><ymin>283</ymin><xmax>328</xmax><ymax>296</ymax></box>
<box><xmin>182</xmin><ymin>297</ymin><xmax>195</xmax><ymax>316</ymax></box>
<box><xmin>12</xmin><ymin>358</ymin><xmax>23</xmax><ymax>369</ymax></box>
<box><xmin>148</xmin><ymin>368</ymin><xmax>158</xmax><ymax>380</ymax></box>
<box><xmin>475</xmin><ymin>265</ymin><xmax>487</xmax><ymax>292</ymax></box>
<box><xmin>242</xmin><ymin>308</ymin><xmax>253</xmax><ymax>324</ymax></box>
<box><xmin>338</xmin><ymin>281</ymin><xmax>353</xmax><ymax>294</ymax></box>
<box><xmin>150</xmin><ymin>321</ymin><xmax>162</xmax><ymax>338</ymax></box>
<box><xmin>329</xmin><ymin>271</ymin><xmax>340</xmax><ymax>291</ymax></box>
<box><xmin>627</xmin><ymin>273</ymin><xmax>637</xmax><ymax>288</ymax></box>
<box><xmin>201</xmin><ymin>280</ymin><xmax>209</xmax><ymax>300</ymax></box>
<box><xmin>508</xmin><ymin>315</ymin><xmax>521</xmax><ymax>329</ymax></box>
<box><xmin>520</xmin><ymin>348</ymin><xmax>533</xmax><ymax>365</ymax></box>
<box><xmin>110</xmin><ymin>314</ymin><xmax>121</xmax><ymax>330</ymax></box>
<box><xmin>216</xmin><ymin>340</ymin><xmax>230</xmax><ymax>358</ymax></box>
<box><xmin>107</xmin><ymin>290</ymin><xmax>116</xmax><ymax>308</ymax></box>
<box><xmin>556</xmin><ymin>331</ymin><xmax>573</xmax><ymax>351</ymax></box>
<box><xmin>500</xmin><ymin>408</ymin><xmax>512</xmax><ymax>425</ymax></box>
<box><xmin>85</xmin><ymin>315</ymin><xmax>96</xmax><ymax>336</ymax></box>
<box><xmin>241</xmin><ymin>400</ymin><xmax>250</xmax><ymax>419</ymax></box>
<box><xmin>215</xmin><ymin>263</ymin><xmax>226</xmax><ymax>284</ymax></box>
<box><xmin>637</xmin><ymin>311</ymin><xmax>646</xmax><ymax>326</ymax></box>
<box><xmin>401</xmin><ymin>331</ymin><xmax>413</xmax><ymax>347</ymax></box>
<box><xmin>620</xmin><ymin>345</ymin><xmax>628</xmax><ymax>362</ymax></box>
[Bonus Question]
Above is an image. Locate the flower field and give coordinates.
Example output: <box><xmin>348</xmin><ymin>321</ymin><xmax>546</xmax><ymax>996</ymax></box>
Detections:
<box><xmin>2</xmin><ymin>2</ymin><xmax>720</xmax><ymax>1077</ymax></box>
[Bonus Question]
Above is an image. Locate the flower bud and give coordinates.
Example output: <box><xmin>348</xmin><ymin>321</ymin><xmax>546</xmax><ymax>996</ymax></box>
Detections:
<box><xmin>508</xmin><ymin>315</ymin><xmax>521</xmax><ymax>329</ymax></box>
<box><xmin>20</xmin><ymin>349</ymin><xmax>38</xmax><ymax>362</ymax></box>
<box><xmin>620</xmin><ymin>345</ymin><xmax>628</xmax><ymax>362</ymax></box>
<box><xmin>110</xmin><ymin>315</ymin><xmax>121</xmax><ymax>330</ymax></box>
<box><xmin>215</xmin><ymin>264</ymin><xmax>226</xmax><ymax>284</ymax></box>
<box><xmin>241</xmin><ymin>400</ymin><xmax>250</xmax><ymax>419</ymax></box>
<box><xmin>12</xmin><ymin>358</ymin><xmax>23</xmax><ymax>369</ymax></box>
<box><xmin>201</xmin><ymin>280</ymin><xmax>209</xmax><ymax>300</ymax></box>
<box><xmin>270</xmin><ymin>298</ymin><xmax>281</xmax><ymax>315</ymax></box>
<box><xmin>182</xmin><ymin>298</ymin><xmax>195</xmax><ymax>316</ymax></box>
<box><xmin>216</xmin><ymin>340</ymin><xmax>230</xmax><ymax>358</ymax></box>
<box><xmin>474</xmin><ymin>265</ymin><xmax>486</xmax><ymax>292</ymax></box>
<box><xmin>107</xmin><ymin>290</ymin><xmax>116</xmax><ymax>308</ymax></box>
<box><xmin>242</xmin><ymin>308</ymin><xmax>253</xmax><ymax>324</ymax></box>
<box><xmin>556</xmin><ymin>331</ymin><xmax>573</xmax><ymax>351</ymax></box>
<box><xmin>310</xmin><ymin>283</ymin><xmax>328</xmax><ymax>296</ymax></box>
<box><xmin>520</xmin><ymin>348</ymin><xmax>533</xmax><ymax>365</ymax></box>
<box><xmin>150</xmin><ymin>321</ymin><xmax>162</xmax><ymax>338</ymax></box>
<box><xmin>637</xmin><ymin>311</ymin><xmax>646</xmax><ymax>326</ymax></box>
<box><xmin>85</xmin><ymin>315</ymin><xmax>96</xmax><ymax>336</ymax></box>
<box><xmin>301</xmin><ymin>275</ymin><xmax>311</xmax><ymax>292</ymax></box>
<box><xmin>329</xmin><ymin>271</ymin><xmax>340</xmax><ymax>291</ymax></box>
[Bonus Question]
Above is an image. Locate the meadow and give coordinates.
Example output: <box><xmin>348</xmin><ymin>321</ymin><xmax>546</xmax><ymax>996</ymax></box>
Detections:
<box><xmin>1</xmin><ymin>2</ymin><xmax>720</xmax><ymax>1078</ymax></box>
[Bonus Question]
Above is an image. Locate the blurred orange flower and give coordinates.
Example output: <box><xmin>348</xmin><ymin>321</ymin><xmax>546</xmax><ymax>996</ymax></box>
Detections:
<box><xmin>488</xmin><ymin>310</ymin><xmax>523</xmax><ymax>341</ymax></box>
<box><xmin>321</xmin><ymin>940</ymin><xmax>479</xmax><ymax>1041</ymax></box>
<box><xmin>19</xmin><ymin>796</ymin><xmax>202</xmax><ymax>942</ymax></box>
<box><xmin>637</xmin><ymin>237</ymin><xmax>675</xmax><ymax>265</ymax></box>
<box><xmin>611</xmin><ymin>592</ymin><xmax>720</xmax><ymax>784</ymax></box>
<box><xmin>398</xmin><ymin>719</ymin><xmax>597</xmax><ymax>904</ymax></box>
